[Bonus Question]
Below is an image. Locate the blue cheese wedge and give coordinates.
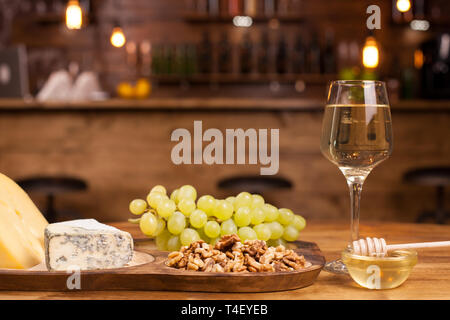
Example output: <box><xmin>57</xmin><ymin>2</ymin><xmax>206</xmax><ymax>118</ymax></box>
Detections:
<box><xmin>44</xmin><ymin>219</ymin><xmax>133</xmax><ymax>271</ymax></box>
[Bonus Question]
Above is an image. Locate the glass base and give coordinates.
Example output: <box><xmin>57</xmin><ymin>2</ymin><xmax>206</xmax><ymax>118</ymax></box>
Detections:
<box><xmin>323</xmin><ymin>259</ymin><xmax>348</xmax><ymax>274</ymax></box>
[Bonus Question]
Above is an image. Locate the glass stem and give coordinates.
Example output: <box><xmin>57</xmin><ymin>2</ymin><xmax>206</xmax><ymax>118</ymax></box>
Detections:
<box><xmin>348</xmin><ymin>181</ymin><xmax>363</xmax><ymax>244</ymax></box>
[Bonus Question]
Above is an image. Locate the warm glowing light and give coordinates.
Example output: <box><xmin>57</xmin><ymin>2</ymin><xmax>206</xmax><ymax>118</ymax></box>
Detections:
<box><xmin>66</xmin><ymin>0</ymin><xmax>82</xmax><ymax>30</ymax></box>
<box><xmin>414</xmin><ymin>49</ymin><xmax>424</xmax><ymax>69</ymax></box>
<box><xmin>362</xmin><ymin>36</ymin><xmax>379</xmax><ymax>69</ymax></box>
<box><xmin>396</xmin><ymin>0</ymin><xmax>411</xmax><ymax>13</ymax></box>
<box><xmin>110</xmin><ymin>27</ymin><xmax>126</xmax><ymax>48</ymax></box>
<box><xmin>232</xmin><ymin>16</ymin><xmax>253</xmax><ymax>27</ymax></box>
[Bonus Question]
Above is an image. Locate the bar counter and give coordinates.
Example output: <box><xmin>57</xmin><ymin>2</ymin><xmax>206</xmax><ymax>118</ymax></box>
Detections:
<box><xmin>1</xmin><ymin>220</ymin><xmax>449</xmax><ymax>300</ymax></box>
<box><xmin>0</xmin><ymin>98</ymin><xmax>449</xmax><ymax>111</ymax></box>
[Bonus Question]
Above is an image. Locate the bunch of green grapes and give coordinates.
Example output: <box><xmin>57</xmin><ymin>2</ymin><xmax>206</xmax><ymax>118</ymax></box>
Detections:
<box><xmin>128</xmin><ymin>185</ymin><xmax>306</xmax><ymax>251</ymax></box>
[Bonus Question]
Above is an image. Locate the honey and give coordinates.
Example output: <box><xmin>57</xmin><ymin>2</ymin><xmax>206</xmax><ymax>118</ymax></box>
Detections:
<box><xmin>342</xmin><ymin>249</ymin><xmax>417</xmax><ymax>289</ymax></box>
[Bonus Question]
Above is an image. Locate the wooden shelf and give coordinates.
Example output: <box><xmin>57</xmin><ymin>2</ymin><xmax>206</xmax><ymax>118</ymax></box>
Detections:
<box><xmin>151</xmin><ymin>73</ymin><xmax>335</xmax><ymax>85</ymax></box>
<box><xmin>183</xmin><ymin>13</ymin><xmax>304</xmax><ymax>23</ymax></box>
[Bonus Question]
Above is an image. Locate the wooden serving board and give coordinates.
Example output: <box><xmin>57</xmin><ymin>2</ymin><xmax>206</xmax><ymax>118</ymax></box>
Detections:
<box><xmin>0</xmin><ymin>241</ymin><xmax>324</xmax><ymax>292</ymax></box>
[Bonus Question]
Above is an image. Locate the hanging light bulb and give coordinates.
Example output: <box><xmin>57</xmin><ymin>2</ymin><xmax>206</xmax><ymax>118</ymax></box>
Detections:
<box><xmin>66</xmin><ymin>0</ymin><xmax>82</xmax><ymax>30</ymax></box>
<box><xmin>110</xmin><ymin>25</ymin><xmax>126</xmax><ymax>48</ymax></box>
<box><xmin>362</xmin><ymin>36</ymin><xmax>379</xmax><ymax>69</ymax></box>
<box><xmin>396</xmin><ymin>0</ymin><xmax>411</xmax><ymax>13</ymax></box>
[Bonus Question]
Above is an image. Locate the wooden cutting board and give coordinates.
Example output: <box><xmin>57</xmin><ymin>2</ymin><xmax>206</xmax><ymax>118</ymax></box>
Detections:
<box><xmin>0</xmin><ymin>241</ymin><xmax>324</xmax><ymax>292</ymax></box>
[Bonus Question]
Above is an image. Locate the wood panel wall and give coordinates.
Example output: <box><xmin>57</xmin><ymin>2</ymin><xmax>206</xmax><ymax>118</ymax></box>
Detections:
<box><xmin>0</xmin><ymin>108</ymin><xmax>449</xmax><ymax>223</ymax></box>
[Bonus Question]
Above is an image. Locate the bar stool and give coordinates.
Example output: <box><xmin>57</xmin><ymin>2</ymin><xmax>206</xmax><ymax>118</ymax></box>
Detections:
<box><xmin>217</xmin><ymin>175</ymin><xmax>292</xmax><ymax>204</ymax></box>
<box><xmin>17</xmin><ymin>176</ymin><xmax>88</xmax><ymax>223</ymax></box>
<box><xmin>403</xmin><ymin>167</ymin><xmax>450</xmax><ymax>224</ymax></box>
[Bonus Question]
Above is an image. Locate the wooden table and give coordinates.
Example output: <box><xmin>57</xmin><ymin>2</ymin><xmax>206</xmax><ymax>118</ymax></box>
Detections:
<box><xmin>1</xmin><ymin>221</ymin><xmax>449</xmax><ymax>300</ymax></box>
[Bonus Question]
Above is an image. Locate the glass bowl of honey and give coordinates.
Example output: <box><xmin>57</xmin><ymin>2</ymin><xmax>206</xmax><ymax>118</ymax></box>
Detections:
<box><xmin>341</xmin><ymin>249</ymin><xmax>418</xmax><ymax>289</ymax></box>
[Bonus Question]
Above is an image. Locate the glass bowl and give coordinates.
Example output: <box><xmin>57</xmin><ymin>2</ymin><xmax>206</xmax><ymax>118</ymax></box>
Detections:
<box><xmin>341</xmin><ymin>249</ymin><xmax>418</xmax><ymax>289</ymax></box>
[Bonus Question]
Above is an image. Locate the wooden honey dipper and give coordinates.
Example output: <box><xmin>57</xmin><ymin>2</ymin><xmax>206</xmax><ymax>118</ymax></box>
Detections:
<box><xmin>352</xmin><ymin>237</ymin><xmax>450</xmax><ymax>257</ymax></box>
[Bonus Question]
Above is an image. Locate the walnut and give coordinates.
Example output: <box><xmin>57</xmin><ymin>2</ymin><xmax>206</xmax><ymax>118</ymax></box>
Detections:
<box><xmin>214</xmin><ymin>234</ymin><xmax>241</xmax><ymax>251</ymax></box>
<box><xmin>166</xmin><ymin>234</ymin><xmax>309</xmax><ymax>273</ymax></box>
<box><xmin>187</xmin><ymin>262</ymin><xmax>199</xmax><ymax>271</ymax></box>
<box><xmin>202</xmin><ymin>258</ymin><xmax>215</xmax><ymax>272</ymax></box>
<box><xmin>212</xmin><ymin>263</ymin><xmax>224</xmax><ymax>273</ymax></box>
<box><xmin>167</xmin><ymin>252</ymin><xmax>183</xmax><ymax>267</ymax></box>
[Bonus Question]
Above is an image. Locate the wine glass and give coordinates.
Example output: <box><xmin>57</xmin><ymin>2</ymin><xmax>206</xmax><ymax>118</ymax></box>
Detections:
<box><xmin>320</xmin><ymin>80</ymin><xmax>393</xmax><ymax>274</ymax></box>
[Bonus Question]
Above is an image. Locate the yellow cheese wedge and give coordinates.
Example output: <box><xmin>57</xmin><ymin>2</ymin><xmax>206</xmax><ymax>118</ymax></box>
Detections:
<box><xmin>0</xmin><ymin>173</ymin><xmax>48</xmax><ymax>269</ymax></box>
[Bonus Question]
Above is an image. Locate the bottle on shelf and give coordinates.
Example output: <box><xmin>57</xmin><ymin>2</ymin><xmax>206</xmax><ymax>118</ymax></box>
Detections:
<box><xmin>165</xmin><ymin>44</ymin><xmax>176</xmax><ymax>75</ymax></box>
<box><xmin>257</xmin><ymin>30</ymin><xmax>270</xmax><ymax>74</ymax></box>
<box><xmin>208</xmin><ymin>0</ymin><xmax>220</xmax><ymax>16</ymax></box>
<box><xmin>218</xmin><ymin>32</ymin><xmax>232</xmax><ymax>73</ymax></box>
<box><xmin>240</xmin><ymin>32</ymin><xmax>253</xmax><ymax>74</ymax></box>
<box><xmin>198</xmin><ymin>31</ymin><xmax>213</xmax><ymax>74</ymax></box>
<box><xmin>322</xmin><ymin>30</ymin><xmax>336</xmax><ymax>74</ymax></box>
<box><xmin>151</xmin><ymin>44</ymin><xmax>161</xmax><ymax>75</ymax></box>
<box><xmin>276</xmin><ymin>34</ymin><xmax>287</xmax><ymax>74</ymax></box>
<box><xmin>196</xmin><ymin>0</ymin><xmax>209</xmax><ymax>15</ymax></box>
<box><xmin>174</xmin><ymin>44</ymin><xmax>187</xmax><ymax>76</ymax></box>
<box><xmin>308</xmin><ymin>32</ymin><xmax>322</xmax><ymax>74</ymax></box>
<box><xmin>229</xmin><ymin>0</ymin><xmax>243</xmax><ymax>16</ymax></box>
<box><xmin>278</xmin><ymin>0</ymin><xmax>290</xmax><ymax>16</ymax></box>
<box><xmin>264</xmin><ymin>0</ymin><xmax>275</xmax><ymax>17</ymax></box>
<box><xmin>292</xmin><ymin>33</ymin><xmax>306</xmax><ymax>74</ymax></box>
<box><xmin>185</xmin><ymin>43</ymin><xmax>198</xmax><ymax>76</ymax></box>
<box><xmin>244</xmin><ymin>0</ymin><xmax>258</xmax><ymax>16</ymax></box>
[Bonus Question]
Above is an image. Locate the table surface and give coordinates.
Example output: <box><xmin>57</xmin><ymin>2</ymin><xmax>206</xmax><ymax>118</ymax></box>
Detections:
<box><xmin>1</xmin><ymin>220</ymin><xmax>449</xmax><ymax>300</ymax></box>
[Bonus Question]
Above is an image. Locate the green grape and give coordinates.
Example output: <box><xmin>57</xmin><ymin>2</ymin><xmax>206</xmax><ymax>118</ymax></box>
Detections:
<box><xmin>197</xmin><ymin>195</ymin><xmax>216</xmax><ymax>215</ymax></box>
<box><xmin>263</xmin><ymin>204</ymin><xmax>279</xmax><ymax>222</ymax></box>
<box><xmin>177</xmin><ymin>185</ymin><xmax>197</xmax><ymax>202</ymax></box>
<box><xmin>157</xmin><ymin>199</ymin><xmax>176</xmax><ymax>218</ymax></box>
<box><xmin>250</xmin><ymin>207</ymin><xmax>265</xmax><ymax>225</ymax></box>
<box><xmin>167</xmin><ymin>211</ymin><xmax>186</xmax><ymax>235</ymax></box>
<box><xmin>268</xmin><ymin>221</ymin><xmax>284</xmax><ymax>239</ymax></box>
<box><xmin>251</xmin><ymin>194</ymin><xmax>265</xmax><ymax>208</ymax></box>
<box><xmin>225</xmin><ymin>196</ymin><xmax>236</xmax><ymax>205</ymax></box>
<box><xmin>291</xmin><ymin>215</ymin><xmax>306</xmax><ymax>231</ymax></box>
<box><xmin>180</xmin><ymin>228</ymin><xmax>200</xmax><ymax>246</ymax></box>
<box><xmin>190</xmin><ymin>209</ymin><xmax>208</xmax><ymax>228</ymax></box>
<box><xmin>155</xmin><ymin>229</ymin><xmax>171</xmax><ymax>250</ymax></box>
<box><xmin>204</xmin><ymin>221</ymin><xmax>220</xmax><ymax>238</ymax></box>
<box><xmin>196</xmin><ymin>227</ymin><xmax>210</xmax><ymax>243</ymax></box>
<box><xmin>129</xmin><ymin>199</ymin><xmax>147</xmax><ymax>215</ymax></box>
<box><xmin>282</xmin><ymin>225</ymin><xmax>300</xmax><ymax>242</ymax></box>
<box><xmin>238</xmin><ymin>227</ymin><xmax>257</xmax><ymax>241</ymax></box>
<box><xmin>167</xmin><ymin>235</ymin><xmax>181</xmax><ymax>251</ymax></box>
<box><xmin>150</xmin><ymin>185</ymin><xmax>166</xmax><ymax>195</ymax></box>
<box><xmin>139</xmin><ymin>212</ymin><xmax>157</xmax><ymax>236</ymax></box>
<box><xmin>277</xmin><ymin>208</ymin><xmax>294</xmax><ymax>226</ymax></box>
<box><xmin>153</xmin><ymin>217</ymin><xmax>166</xmax><ymax>236</ymax></box>
<box><xmin>267</xmin><ymin>238</ymin><xmax>287</xmax><ymax>247</ymax></box>
<box><xmin>234</xmin><ymin>192</ymin><xmax>252</xmax><ymax>210</ymax></box>
<box><xmin>147</xmin><ymin>192</ymin><xmax>169</xmax><ymax>209</ymax></box>
<box><xmin>209</xmin><ymin>237</ymin><xmax>220</xmax><ymax>246</ymax></box>
<box><xmin>170</xmin><ymin>189</ymin><xmax>180</xmax><ymax>203</ymax></box>
<box><xmin>221</xmin><ymin>219</ymin><xmax>237</xmax><ymax>236</ymax></box>
<box><xmin>178</xmin><ymin>198</ymin><xmax>196</xmax><ymax>216</ymax></box>
<box><xmin>253</xmin><ymin>224</ymin><xmax>271</xmax><ymax>241</ymax></box>
<box><xmin>213</xmin><ymin>200</ymin><xmax>234</xmax><ymax>220</ymax></box>
<box><xmin>234</xmin><ymin>206</ymin><xmax>251</xmax><ymax>227</ymax></box>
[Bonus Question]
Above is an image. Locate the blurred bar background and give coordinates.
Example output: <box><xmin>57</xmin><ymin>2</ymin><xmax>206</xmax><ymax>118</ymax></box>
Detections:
<box><xmin>0</xmin><ymin>0</ymin><xmax>449</xmax><ymax>223</ymax></box>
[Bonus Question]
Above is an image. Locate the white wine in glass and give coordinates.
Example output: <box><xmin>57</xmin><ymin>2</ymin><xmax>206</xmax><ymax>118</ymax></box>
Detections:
<box><xmin>320</xmin><ymin>81</ymin><xmax>393</xmax><ymax>273</ymax></box>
